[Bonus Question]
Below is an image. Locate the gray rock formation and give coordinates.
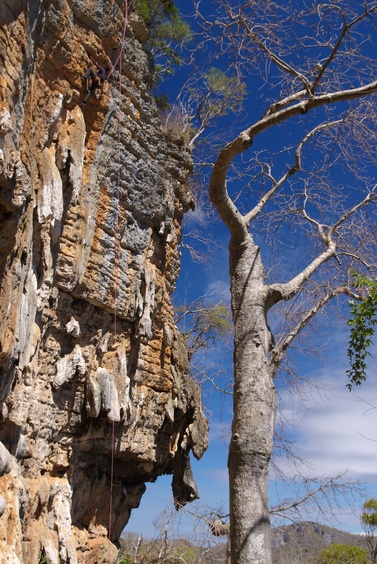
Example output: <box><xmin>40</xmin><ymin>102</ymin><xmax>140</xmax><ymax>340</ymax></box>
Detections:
<box><xmin>0</xmin><ymin>1</ymin><xmax>208</xmax><ymax>562</ymax></box>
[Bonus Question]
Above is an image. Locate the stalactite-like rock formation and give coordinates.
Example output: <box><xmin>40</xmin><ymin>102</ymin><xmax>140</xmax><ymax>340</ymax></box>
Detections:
<box><xmin>0</xmin><ymin>1</ymin><xmax>208</xmax><ymax>562</ymax></box>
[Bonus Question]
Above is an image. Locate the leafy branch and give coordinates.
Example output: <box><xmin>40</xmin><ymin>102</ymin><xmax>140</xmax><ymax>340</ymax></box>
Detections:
<box><xmin>131</xmin><ymin>0</ymin><xmax>192</xmax><ymax>80</ymax></box>
<box><xmin>346</xmin><ymin>272</ymin><xmax>377</xmax><ymax>390</ymax></box>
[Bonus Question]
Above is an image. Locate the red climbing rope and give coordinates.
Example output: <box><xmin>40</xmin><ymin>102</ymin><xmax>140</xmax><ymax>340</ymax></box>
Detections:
<box><xmin>108</xmin><ymin>0</ymin><xmax>128</xmax><ymax>550</ymax></box>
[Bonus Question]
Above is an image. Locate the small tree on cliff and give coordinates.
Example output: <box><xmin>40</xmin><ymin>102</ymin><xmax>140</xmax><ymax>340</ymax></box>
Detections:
<box><xmin>132</xmin><ymin>0</ymin><xmax>191</xmax><ymax>79</ymax></box>
<box><xmin>182</xmin><ymin>1</ymin><xmax>377</xmax><ymax>563</ymax></box>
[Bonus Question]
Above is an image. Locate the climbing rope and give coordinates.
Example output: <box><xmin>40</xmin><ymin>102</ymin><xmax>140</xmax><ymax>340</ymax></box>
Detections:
<box><xmin>108</xmin><ymin>0</ymin><xmax>128</xmax><ymax>549</ymax></box>
<box><xmin>107</xmin><ymin>0</ymin><xmax>128</xmax><ymax>81</ymax></box>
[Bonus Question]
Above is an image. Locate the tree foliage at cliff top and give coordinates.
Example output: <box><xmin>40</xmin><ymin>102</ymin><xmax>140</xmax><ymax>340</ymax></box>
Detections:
<box><xmin>132</xmin><ymin>0</ymin><xmax>191</xmax><ymax>77</ymax></box>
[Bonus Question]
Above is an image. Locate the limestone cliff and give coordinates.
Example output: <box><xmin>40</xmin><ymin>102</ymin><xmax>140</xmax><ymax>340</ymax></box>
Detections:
<box><xmin>0</xmin><ymin>1</ymin><xmax>208</xmax><ymax>562</ymax></box>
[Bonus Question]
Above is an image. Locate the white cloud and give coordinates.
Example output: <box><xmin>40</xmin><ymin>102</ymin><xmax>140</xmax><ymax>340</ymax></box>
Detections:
<box><xmin>278</xmin><ymin>355</ymin><xmax>377</xmax><ymax>480</ymax></box>
<box><xmin>206</xmin><ymin>279</ymin><xmax>230</xmax><ymax>302</ymax></box>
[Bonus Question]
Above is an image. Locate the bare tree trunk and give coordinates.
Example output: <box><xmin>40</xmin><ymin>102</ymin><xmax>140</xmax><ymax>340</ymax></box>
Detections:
<box><xmin>228</xmin><ymin>233</ymin><xmax>275</xmax><ymax>564</ymax></box>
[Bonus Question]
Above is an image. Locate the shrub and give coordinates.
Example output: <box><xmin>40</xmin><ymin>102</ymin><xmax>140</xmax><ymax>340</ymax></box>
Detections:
<box><xmin>321</xmin><ymin>543</ymin><xmax>368</xmax><ymax>564</ymax></box>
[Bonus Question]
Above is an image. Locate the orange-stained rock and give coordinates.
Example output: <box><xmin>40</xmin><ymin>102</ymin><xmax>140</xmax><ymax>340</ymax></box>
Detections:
<box><xmin>0</xmin><ymin>1</ymin><xmax>208</xmax><ymax>562</ymax></box>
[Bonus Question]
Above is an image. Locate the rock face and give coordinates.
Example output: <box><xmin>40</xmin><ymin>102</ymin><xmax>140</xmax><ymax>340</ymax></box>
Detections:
<box><xmin>0</xmin><ymin>1</ymin><xmax>208</xmax><ymax>562</ymax></box>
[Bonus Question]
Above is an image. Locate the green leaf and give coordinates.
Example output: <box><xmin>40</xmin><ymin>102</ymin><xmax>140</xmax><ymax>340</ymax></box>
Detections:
<box><xmin>347</xmin><ymin>272</ymin><xmax>377</xmax><ymax>390</ymax></box>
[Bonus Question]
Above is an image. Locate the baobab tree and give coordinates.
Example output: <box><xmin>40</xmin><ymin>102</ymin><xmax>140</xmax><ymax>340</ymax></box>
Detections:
<box><xmin>180</xmin><ymin>1</ymin><xmax>377</xmax><ymax>562</ymax></box>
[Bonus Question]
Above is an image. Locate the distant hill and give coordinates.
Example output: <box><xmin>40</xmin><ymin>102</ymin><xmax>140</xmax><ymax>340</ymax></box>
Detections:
<box><xmin>120</xmin><ymin>521</ymin><xmax>368</xmax><ymax>563</ymax></box>
<box><xmin>272</xmin><ymin>521</ymin><xmax>368</xmax><ymax>563</ymax></box>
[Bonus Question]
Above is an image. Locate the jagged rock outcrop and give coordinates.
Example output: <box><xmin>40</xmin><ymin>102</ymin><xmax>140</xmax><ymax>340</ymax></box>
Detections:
<box><xmin>0</xmin><ymin>1</ymin><xmax>208</xmax><ymax>562</ymax></box>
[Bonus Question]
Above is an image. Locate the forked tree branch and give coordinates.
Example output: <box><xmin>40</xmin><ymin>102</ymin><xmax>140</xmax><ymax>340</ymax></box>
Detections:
<box><xmin>271</xmin><ymin>286</ymin><xmax>360</xmax><ymax>367</ymax></box>
<box><xmin>267</xmin><ymin>190</ymin><xmax>376</xmax><ymax>305</ymax></box>
<box><xmin>270</xmin><ymin>472</ymin><xmax>361</xmax><ymax>517</ymax></box>
<box><xmin>311</xmin><ymin>4</ymin><xmax>377</xmax><ymax>93</ymax></box>
<box><xmin>245</xmin><ymin>119</ymin><xmax>344</xmax><ymax>225</ymax></box>
<box><xmin>210</xmin><ymin>79</ymin><xmax>377</xmax><ymax>240</ymax></box>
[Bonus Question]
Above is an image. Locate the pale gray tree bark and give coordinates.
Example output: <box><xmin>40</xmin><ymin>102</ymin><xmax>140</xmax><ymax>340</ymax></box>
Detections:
<box><xmin>188</xmin><ymin>1</ymin><xmax>377</xmax><ymax>562</ymax></box>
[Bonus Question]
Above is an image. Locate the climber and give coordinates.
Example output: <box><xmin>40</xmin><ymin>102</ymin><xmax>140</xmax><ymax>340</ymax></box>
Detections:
<box><xmin>81</xmin><ymin>54</ymin><xmax>111</xmax><ymax>104</ymax></box>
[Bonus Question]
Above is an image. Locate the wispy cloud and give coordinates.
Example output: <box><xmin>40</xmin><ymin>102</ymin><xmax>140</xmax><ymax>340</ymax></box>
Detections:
<box><xmin>278</xmin><ymin>339</ymin><xmax>376</xmax><ymax>471</ymax></box>
<box><xmin>288</xmin><ymin>373</ymin><xmax>377</xmax><ymax>479</ymax></box>
<box><xmin>206</xmin><ymin>279</ymin><xmax>230</xmax><ymax>302</ymax></box>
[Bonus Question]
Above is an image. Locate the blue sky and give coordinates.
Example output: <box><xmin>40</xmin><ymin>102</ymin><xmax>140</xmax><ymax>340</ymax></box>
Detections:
<box><xmin>127</xmin><ymin>268</ymin><xmax>377</xmax><ymax>540</ymax></box>
<box><xmin>125</xmin><ymin>0</ymin><xmax>377</xmax><ymax>540</ymax></box>
<box><xmin>127</xmin><ymin>240</ymin><xmax>377</xmax><ymax>538</ymax></box>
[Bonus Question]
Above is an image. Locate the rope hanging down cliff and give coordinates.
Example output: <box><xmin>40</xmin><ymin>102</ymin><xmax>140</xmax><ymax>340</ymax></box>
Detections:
<box><xmin>108</xmin><ymin>0</ymin><xmax>129</xmax><ymax>547</ymax></box>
